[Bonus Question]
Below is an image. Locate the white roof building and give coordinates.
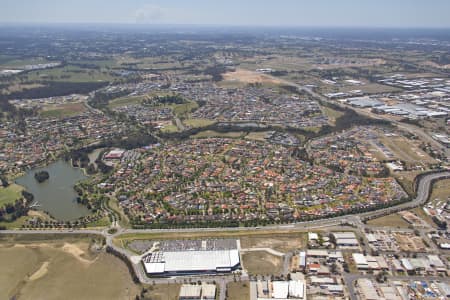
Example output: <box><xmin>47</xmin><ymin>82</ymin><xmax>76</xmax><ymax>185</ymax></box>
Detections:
<box><xmin>288</xmin><ymin>281</ymin><xmax>305</xmax><ymax>299</ymax></box>
<box><xmin>143</xmin><ymin>249</ymin><xmax>240</xmax><ymax>275</ymax></box>
<box><xmin>353</xmin><ymin>253</ymin><xmax>368</xmax><ymax>269</ymax></box>
<box><xmin>179</xmin><ymin>285</ymin><xmax>202</xmax><ymax>300</ymax></box>
<box><xmin>272</xmin><ymin>281</ymin><xmax>289</xmax><ymax>299</ymax></box>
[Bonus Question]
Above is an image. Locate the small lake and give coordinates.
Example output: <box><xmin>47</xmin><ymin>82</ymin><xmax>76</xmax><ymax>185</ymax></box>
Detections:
<box><xmin>16</xmin><ymin>160</ymin><xmax>91</xmax><ymax>221</ymax></box>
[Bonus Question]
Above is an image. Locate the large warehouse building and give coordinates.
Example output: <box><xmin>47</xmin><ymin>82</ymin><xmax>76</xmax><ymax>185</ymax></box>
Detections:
<box><xmin>142</xmin><ymin>239</ymin><xmax>241</xmax><ymax>276</ymax></box>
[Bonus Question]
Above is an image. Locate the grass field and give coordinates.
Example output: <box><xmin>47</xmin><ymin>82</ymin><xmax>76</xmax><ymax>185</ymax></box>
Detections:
<box><xmin>0</xmin><ymin>184</ymin><xmax>23</xmax><ymax>207</ymax></box>
<box><xmin>339</xmin><ymin>83</ymin><xmax>401</xmax><ymax>94</ymax></box>
<box><xmin>395</xmin><ymin>171</ymin><xmax>423</xmax><ymax>197</ymax></box>
<box><xmin>172</xmin><ymin>102</ymin><xmax>198</xmax><ymax>117</ymax></box>
<box><xmin>429</xmin><ymin>179</ymin><xmax>450</xmax><ymax>202</ymax></box>
<box><xmin>245</xmin><ymin>131</ymin><xmax>270</xmax><ymax>141</ymax></box>
<box><xmin>40</xmin><ymin>103</ymin><xmax>87</xmax><ymax>118</ymax></box>
<box><xmin>242</xmin><ymin>251</ymin><xmax>283</xmax><ymax>275</ymax></box>
<box><xmin>2</xmin><ymin>83</ymin><xmax>45</xmax><ymax>94</ymax></box>
<box><xmin>321</xmin><ymin>106</ymin><xmax>344</xmax><ymax>125</ymax></box>
<box><xmin>183</xmin><ymin>118</ymin><xmax>216</xmax><ymax>128</ymax></box>
<box><xmin>192</xmin><ymin>130</ymin><xmax>246</xmax><ymax>139</ymax></box>
<box><xmin>142</xmin><ymin>284</ymin><xmax>181</xmax><ymax>300</ymax></box>
<box><xmin>380</xmin><ymin>136</ymin><xmax>436</xmax><ymax>165</ymax></box>
<box><xmin>0</xmin><ymin>240</ymin><xmax>139</xmax><ymax>300</ymax></box>
<box><xmin>366</xmin><ymin>213</ymin><xmax>411</xmax><ymax>228</ymax></box>
<box><xmin>24</xmin><ymin>65</ymin><xmax>115</xmax><ymax>83</ymax></box>
<box><xmin>227</xmin><ymin>282</ymin><xmax>250</xmax><ymax>300</ymax></box>
<box><xmin>0</xmin><ymin>57</ymin><xmax>50</xmax><ymax>68</ymax></box>
<box><xmin>108</xmin><ymin>95</ymin><xmax>145</xmax><ymax>108</ymax></box>
<box><xmin>161</xmin><ymin>124</ymin><xmax>179</xmax><ymax>133</ymax></box>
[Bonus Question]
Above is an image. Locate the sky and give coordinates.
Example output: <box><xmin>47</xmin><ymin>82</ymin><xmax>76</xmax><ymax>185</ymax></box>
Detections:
<box><xmin>1</xmin><ymin>0</ymin><xmax>450</xmax><ymax>28</ymax></box>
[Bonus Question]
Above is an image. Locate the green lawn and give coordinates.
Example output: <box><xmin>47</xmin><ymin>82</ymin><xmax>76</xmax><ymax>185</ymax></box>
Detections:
<box><xmin>0</xmin><ymin>184</ymin><xmax>23</xmax><ymax>207</ymax></box>
<box><xmin>171</xmin><ymin>101</ymin><xmax>198</xmax><ymax>117</ymax></box>
<box><xmin>24</xmin><ymin>66</ymin><xmax>115</xmax><ymax>83</ymax></box>
<box><xmin>160</xmin><ymin>124</ymin><xmax>179</xmax><ymax>133</ymax></box>
<box><xmin>108</xmin><ymin>96</ymin><xmax>145</xmax><ymax>108</ymax></box>
<box><xmin>0</xmin><ymin>57</ymin><xmax>50</xmax><ymax>68</ymax></box>
<box><xmin>183</xmin><ymin>118</ymin><xmax>216</xmax><ymax>128</ymax></box>
<box><xmin>192</xmin><ymin>130</ymin><xmax>246</xmax><ymax>139</ymax></box>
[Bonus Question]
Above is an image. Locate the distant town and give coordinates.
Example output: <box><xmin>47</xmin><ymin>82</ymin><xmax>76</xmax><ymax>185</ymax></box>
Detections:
<box><xmin>0</xmin><ymin>24</ymin><xmax>449</xmax><ymax>300</ymax></box>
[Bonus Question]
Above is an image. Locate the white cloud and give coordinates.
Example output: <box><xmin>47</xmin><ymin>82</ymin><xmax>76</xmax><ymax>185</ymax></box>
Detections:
<box><xmin>135</xmin><ymin>4</ymin><xmax>164</xmax><ymax>23</ymax></box>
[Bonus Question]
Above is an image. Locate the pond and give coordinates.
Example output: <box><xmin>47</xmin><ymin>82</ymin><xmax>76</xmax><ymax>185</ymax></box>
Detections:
<box><xmin>15</xmin><ymin>160</ymin><xmax>91</xmax><ymax>221</ymax></box>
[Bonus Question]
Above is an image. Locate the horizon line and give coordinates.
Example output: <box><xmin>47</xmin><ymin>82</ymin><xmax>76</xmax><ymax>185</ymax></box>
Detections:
<box><xmin>0</xmin><ymin>22</ymin><xmax>450</xmax><ymax>31</ymax></box>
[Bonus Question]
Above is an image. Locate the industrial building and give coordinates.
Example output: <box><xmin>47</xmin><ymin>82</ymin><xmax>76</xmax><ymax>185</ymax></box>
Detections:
<box><xmin>331</xmin><ymin>232</ymin><xmax>359</xmax><ymax>248</ymax></box>
<box><xmin>179</xmin><ymin>284</ymin><xmax>216</xmax><ymax>300</ymax></box>
<box><xmin>256</xmin><ymin>280</ymin><xmax>307</xmax><ymax>300</ymax></box>
<box><xmin>142</xmin><ymin>240</ymin><xmax>241</xmax><ymax>276</ymax></box>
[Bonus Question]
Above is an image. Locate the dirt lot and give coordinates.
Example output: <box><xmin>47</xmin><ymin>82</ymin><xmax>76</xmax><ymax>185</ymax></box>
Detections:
<box><xmin>242</xmin><ymin>251</ymin><xmax>283</xmax><ymax>275</ymax></box>
<box><xmin>227</xmin><ymin>282</ymin><xmax>250</xmax><ymax>300</ymax></box>
<box><xmin>393</xmin><ymin>232</ymin><xmax>427</xmax><ymax>252</ymax></box>
<box><xmin>222</xmin><ymin>68</ymin><xmax>285</xmax><ymax>85</ymax></box>
<box><xmin>0</xmin><ymin>241</ymin><xmax>139</xmax><ymax>300</ymax></box>
<box><xmin>240</xmin><ymin>234</ymin><xmax>306</xmax><ymax>253</ymax></box>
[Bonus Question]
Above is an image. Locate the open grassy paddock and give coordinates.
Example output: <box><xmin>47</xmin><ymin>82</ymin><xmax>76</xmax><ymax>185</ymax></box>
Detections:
<box><xmin>141</xmin><ymin>284</ymin><xmax>181</xmax><ymax>300</ymax></box>
<box><xmin>40</xmin><ymin>102</ymin><xmax>87</xmax><ymax>118</ymax></box>
<box><xmin>191</xmin><ymin>130</ymin><xmax>246</xmax><ymax>139</ymax></box>
<box><xmin>380</xmin><ymin>136</ymin><xmax>436</xmax><ymax>165</ymax></box>
<box><xmin>0</xmin><ymin>236</ymin><xmax>139</xmax><ymax>300</ymax></box>
<box><xmin>227</xmin><ymin>282</ymin><xmax>250</xmax><ymax>300</ymax></box>
<box><xmin>366</xmin><ymin>213</ymin><xmax>411</xmax><ymax>228</ymax></box>
<box><xmin>429</xmin><ymin>179</ymin><xmax>450</xmax><ymax>203</ymax></box>
<box><xmin>0</xmin><ymin>184</ymin><xmax>23</xmax><ymax>207</ymax></box>
<box><xmin>183</xmin><ymin>118</ymin><xmax>216</xmax><ymax>128</ymax></box>
<box><xmin>242</xmin><ymin>251</ymin><xmax>283</xmax><ymax>276</ymax></box>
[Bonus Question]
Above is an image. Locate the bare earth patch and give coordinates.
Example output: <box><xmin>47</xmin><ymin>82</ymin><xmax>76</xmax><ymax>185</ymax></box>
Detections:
<box><xmin>222</xmin><ymin>68</ymin><xmax>284</xmax><ymax>85</ymax></box>
<box><xmin>28</xmin><ymin>261</ymin><xmax>50</xmax><ymax>281</ymax></box>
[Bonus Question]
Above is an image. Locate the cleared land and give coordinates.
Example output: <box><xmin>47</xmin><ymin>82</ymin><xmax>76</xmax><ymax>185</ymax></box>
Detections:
<box><xmin>222</xmin><ymin>68</ymin><xmax>285</xmax><ymax>85</ymax></box>
<box><xmin>227</xmin><ymin>282</ymin><xmax>250</xmax><ymax>300</ymax></box>
<box><xmin>0</xmin><ymin>240</ymin><xmax>139</xmax><ymax>300</ymax></box>
<box><xmin>242</xmin><ymin>251</ymin><xmax>283</xmax><ymax>275</ymax></box>
<box><xmin>240</xmin><ymin>234</ymin><xmax>306</xmax><ymax>253</ymax></box>
<box><xmin>366</xmin><ymin>213</ymin><xmax>411</xmax><ymax>228</ymax></box>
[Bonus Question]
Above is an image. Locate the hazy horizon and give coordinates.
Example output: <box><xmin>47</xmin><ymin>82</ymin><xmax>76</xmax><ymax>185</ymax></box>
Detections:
<box><xmin>1</xmin><ymin>0</ymin><xmax>450</xmax><ymax>28</ymax></box>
